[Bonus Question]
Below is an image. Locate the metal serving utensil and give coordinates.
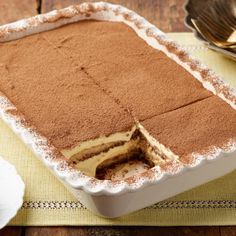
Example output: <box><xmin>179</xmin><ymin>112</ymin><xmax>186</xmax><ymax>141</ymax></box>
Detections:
<box><xmin>184</xmin><ymin>0</ymin><xmax>236</xmax><ymax>60</ymax></box>
<box><xmin>191</xmin><ymin>19</ymin><xmax>236</xmax><ymax>49</ymax></box>
<box><xmin>191</xmin><ymin>0</ymin><xmax>236</xmax><ymax>49</ymax></box>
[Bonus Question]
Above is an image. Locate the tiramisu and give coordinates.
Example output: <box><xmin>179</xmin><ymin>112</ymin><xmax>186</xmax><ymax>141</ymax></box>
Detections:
<box><xmin>0</xmin><ymin>20</ymin><xmax>236</xmax><ymax>181</ymax></box>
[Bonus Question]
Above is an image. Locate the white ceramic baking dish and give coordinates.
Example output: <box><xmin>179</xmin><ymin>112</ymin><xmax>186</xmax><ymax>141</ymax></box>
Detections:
<box><xmin>0</xmin><ymin>2</ymin><xmax>236</xmax><ymax>218</ymax></box>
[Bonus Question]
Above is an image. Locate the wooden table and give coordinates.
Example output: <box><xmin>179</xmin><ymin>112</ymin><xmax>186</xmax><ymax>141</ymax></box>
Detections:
<box><xmin>0</xmin><ymin>1</ymin><xmax>235</xmax><ymax>235</ymax></box>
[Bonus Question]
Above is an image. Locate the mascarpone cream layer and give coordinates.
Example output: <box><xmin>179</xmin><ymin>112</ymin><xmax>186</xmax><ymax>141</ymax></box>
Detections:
<box><xmin>62</xmin><ymin>125</ymin><xmax>136</xmax><ymax>158</ymax></box>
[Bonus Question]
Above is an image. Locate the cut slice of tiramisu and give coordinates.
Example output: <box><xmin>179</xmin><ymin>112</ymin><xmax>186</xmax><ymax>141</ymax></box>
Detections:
<box><xmin>0</xmin><ymin>19</ymin><xmax>236</xmax><ymax>181</ymax></box>
<box><xmin>140</xmin><ymin>96</ymin><xmax>236</xmax><ymax>165</ymax></box>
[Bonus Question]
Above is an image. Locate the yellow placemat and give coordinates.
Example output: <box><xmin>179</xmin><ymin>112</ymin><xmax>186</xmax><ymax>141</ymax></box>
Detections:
<box><xmin>1</xmin><ymin>33</ymin><xmax>236</xmax><ymax>226</ymax></box>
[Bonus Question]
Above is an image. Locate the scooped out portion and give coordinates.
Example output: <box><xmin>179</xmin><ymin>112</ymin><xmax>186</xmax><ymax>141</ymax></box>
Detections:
<box><xmin>62</xmin><ymin>125</ymin><xmax>179</xmax><ymax>180</ymax></box>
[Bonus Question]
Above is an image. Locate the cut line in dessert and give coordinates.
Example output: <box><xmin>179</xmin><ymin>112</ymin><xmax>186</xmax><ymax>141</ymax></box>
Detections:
<box><xmin>41</xmin><ymin>32</ymin><xmax>133</xmax><ymax>117</ymax></box>
<box><xmin>40</xmin><ymin>21</ymin><xmax>212</xmax><ymax>122</ymax></box>
<box><xmin>138</xmin><ymin>94</ymin><xmax>213</xmax><ymax>122</ymax></box>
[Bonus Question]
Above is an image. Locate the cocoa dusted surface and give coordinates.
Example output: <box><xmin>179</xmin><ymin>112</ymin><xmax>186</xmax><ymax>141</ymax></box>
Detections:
<box><xmin>0</xmin><ymin>33</ymin><xmax>134</xmax><ymax>150</ymax></box>
<box><xmin>0</xmin><ymin>20</ymin><xmax>235</xmax><ymax>157</ymax></box>
<box><xmin>45</xmin><ymin>21</ymin><xmax>212</xmax><ymax>120</ymax></box>
<box><xmin>142</xmin><ymin>96</ymin><xmax>236</xmax><ymax>163</ymax></box>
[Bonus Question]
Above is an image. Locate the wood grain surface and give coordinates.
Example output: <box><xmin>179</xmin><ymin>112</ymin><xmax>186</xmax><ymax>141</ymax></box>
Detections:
<box><xmin>1</xmin><ymin>226</ymin><xmax>236</xmax><ymax>236</ymax></box>
<box><xmin>42</xmin><ymin>0</ymin><xmax>189</xmax><ymax>32</ymax></box>
<box><xmin>0</xmin><ymin>0</ymin><xmax>235</xmax><ymax>235</ymax></box>
<box><xmin>0</xmin><ymin>0</ymin><xmax>38</xmax><ymax>25</ymax></box>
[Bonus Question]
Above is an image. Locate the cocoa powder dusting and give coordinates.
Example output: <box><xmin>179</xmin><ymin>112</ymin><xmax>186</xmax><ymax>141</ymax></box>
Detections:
<box><xmin>0</xmin><ymin>25</ymin><xmax>134</xmax><ymax>150</ymax></box>
<box><xmin>0</xmin><ymin>20</ymin><xmax>235</xmax><ymax>164</ymax></box>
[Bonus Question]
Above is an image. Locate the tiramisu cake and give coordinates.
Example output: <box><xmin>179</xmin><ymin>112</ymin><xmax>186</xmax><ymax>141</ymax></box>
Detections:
<box><xmin>0</xmin><ymin>19</ymin><xmax>236</xmax><ymax>181</ymax></box>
